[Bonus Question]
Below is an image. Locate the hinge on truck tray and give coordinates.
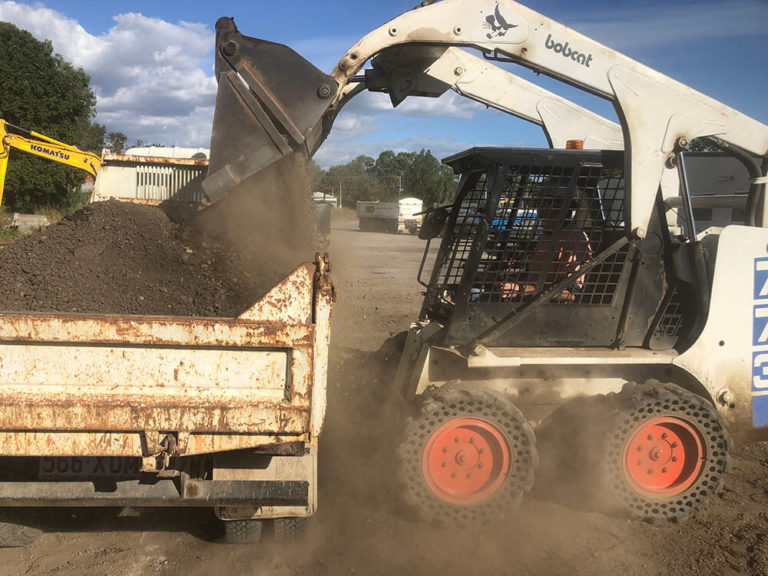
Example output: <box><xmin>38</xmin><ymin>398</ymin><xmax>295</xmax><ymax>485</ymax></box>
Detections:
<box><xmin>140</xmin><ymin>431</ymin><xmax>184</xmax><ymax>477</ymax></box>
<box><xmin>314</xmin><ymin>251</ymin><xmax>337</xmax><ymax>301</ymax></box>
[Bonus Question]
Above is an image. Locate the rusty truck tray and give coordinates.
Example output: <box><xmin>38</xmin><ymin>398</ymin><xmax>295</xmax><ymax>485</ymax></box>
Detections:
<box><xmin>0</xmin><ymin>262</ymin><xmax>332</xmax><ymax>458</ymax></box>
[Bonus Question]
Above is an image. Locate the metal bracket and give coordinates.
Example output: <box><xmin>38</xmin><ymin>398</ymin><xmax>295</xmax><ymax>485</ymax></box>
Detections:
<box><xmin>140</xmin><ymin>431</ymin><xmax>181</xmax><ymax>475</ymax></box>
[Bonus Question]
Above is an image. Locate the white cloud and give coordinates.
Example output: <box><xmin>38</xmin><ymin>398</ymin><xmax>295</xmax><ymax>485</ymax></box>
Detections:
<box><xmin>0</xmin><ymin>2</ymin><xmax>482</xmax><ymax>150</ymax></box>
<box><xmin>367</xmin><ymin>89</ymin><xmax>485</xmax><ymax>119</ymax></box>
<box><xmin>0</xmin><ymin>1</ymin><xmax>216</xmax><ymax>146</ymax></box>
<box><xmin>341</xmin><ymin>89</ymin><xmax>485</xmax><ymax>122</ymax></box>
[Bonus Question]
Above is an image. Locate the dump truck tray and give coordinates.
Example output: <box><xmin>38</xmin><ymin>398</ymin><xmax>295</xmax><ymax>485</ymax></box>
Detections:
<box><xmin>0</xmin><ymin>261</ymin><xmax>333</xmax><ymax>459</ymax></box>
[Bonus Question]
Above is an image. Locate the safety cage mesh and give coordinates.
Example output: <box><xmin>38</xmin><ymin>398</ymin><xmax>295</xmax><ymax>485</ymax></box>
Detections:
<box><xmin>427</xmin><ymin>151</ymin><xmax>628</xmax><ymax>316</ymax></box>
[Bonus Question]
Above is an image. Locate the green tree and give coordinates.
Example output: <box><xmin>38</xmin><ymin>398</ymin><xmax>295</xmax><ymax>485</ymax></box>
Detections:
<box><xmin>0</xmin><ymin>22</ymin><xmax>103</xmax><ymax>211</ymax></box>
<box><xmin>105</xmin><ymin>131</ymin><xmax>128</xmax><ymax>154</ymax></box>
<box><xmin>402</xmin><ymin>149</ymin><xmax>457</xmax><ymax>206</ymax></box>
<box><xmin>374</xmin><ymin>150</ymin><xmax>415</xmax><ymax>200</ymax></box>
<box><xmin>321</xmin><ymin>155</ymin><xmax>384</xmax><ymax>208</ymax></box>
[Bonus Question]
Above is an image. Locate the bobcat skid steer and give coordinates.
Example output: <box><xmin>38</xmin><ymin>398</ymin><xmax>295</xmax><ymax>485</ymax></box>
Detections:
<box><xmin>201</xmin><ymin>0</ymin><xmax>767</xmax><ymax>524</ymax></box>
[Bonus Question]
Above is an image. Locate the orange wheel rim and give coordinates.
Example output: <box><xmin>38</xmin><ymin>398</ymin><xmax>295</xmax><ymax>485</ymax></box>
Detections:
<box><xmin>422</xmin><ymin>417</ymin><xmax>511</xmax><ymax>504</ymax></box>
<box><xmin>622</xmin><ymin>416</ymin><xmax>705</xmax><ymax>497</ymax></box>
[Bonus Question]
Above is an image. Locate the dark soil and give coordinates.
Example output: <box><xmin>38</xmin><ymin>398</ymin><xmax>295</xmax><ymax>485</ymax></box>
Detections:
<box><xmin>0</xmin><ymin>200</ymin><xmax>254</xmax><ymax>316</ymax></box>
<box><xmin>0</xmin><ymin>154</ymin><xmax>315</xmax><ymax>317</ymax></box>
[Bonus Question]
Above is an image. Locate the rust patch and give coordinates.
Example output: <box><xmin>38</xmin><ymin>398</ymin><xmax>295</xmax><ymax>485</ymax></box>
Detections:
<box><xmin>102</xmin><ymin>152</ymin><xmax>209</xmax><ymax>167</ymax></box>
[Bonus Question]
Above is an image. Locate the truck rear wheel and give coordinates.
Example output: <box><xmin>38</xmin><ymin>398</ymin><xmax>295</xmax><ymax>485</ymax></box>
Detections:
<box><xmin>607</xmin><ymin>381</ymin><xmax>731</xmax><ymax>522</ymax></box>
<box><xmin>272</xmin><ymin>517</ymin><xmax>308</xmax><ymax>539</ymax></box>
<box><xmin>398</xmin><ymin>386</ymin><xmax>536</xmax><ymax>523</ymax></box>
<box><xmin>223</xmin><ymin>519</ymin><xmax>263</xmax><ymax>544</ymax></box>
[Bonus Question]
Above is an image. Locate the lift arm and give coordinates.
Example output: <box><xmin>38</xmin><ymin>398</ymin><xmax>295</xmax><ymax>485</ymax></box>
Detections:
<box><xmin>0</xmin><ymin>120</ymin><xmax>102</xmax><ymax>207</ymax></box>
<box><xmin>364</xmin><ymin>46</ymin><xmax>623</xmax><ymax>150</ymax></box>
<box><xmin>327</xmin><ymin>0</ymin><xmax>768</xmax><ymax>237</ymax></box>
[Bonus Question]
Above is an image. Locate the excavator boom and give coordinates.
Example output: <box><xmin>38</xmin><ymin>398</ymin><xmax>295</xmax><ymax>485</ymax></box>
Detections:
<box><xmin>0</xmin><ymin>120</ymin><xmax>101</xmax><ymax>207</ymax></box>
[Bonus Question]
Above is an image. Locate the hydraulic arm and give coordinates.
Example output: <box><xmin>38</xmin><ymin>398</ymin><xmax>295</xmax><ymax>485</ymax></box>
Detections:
<box><xmin>364</xmin><ymin>46</ymin><xmax>623</xmax><ymax>150</ymax></box>
<box><xmin>0</xmin><ymin>119</ymin><xmax>102</xmax><ymax>207</ymax></box>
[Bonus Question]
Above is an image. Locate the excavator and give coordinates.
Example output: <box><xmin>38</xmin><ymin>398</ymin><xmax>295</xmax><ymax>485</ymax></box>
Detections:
<box><xmin>0</xmin><ymin>119</ymin><xmax>101</xmax><ymax>208</ymax></box>
<box><xmin>200</xmin><ymin>0</ymin><xmax>768</xmax><ymax>527</ymax></box>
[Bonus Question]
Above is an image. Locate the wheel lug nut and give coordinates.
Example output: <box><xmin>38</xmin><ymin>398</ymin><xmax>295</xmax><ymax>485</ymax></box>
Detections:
<box><xmin>466</xmin><ymin>473</ymin><xmax>472</xmax><ymax>479</ymax></box>
<box><xmin>647</xmin><ymin>434</ymin><xmax>654</xmax><ymax>441</ymax></box>
<box><xmin>441</xmin><ymin>462</ymin><xmax>447</xmax><ymax>468</ymax></box>
<box><xmin>442</xmin><ymin>447</ymin><xmax>448</xmax><ymax>453</ymax></box>
<box><xmin>469</xmin><ymin>437</ymin><xmax>475</xmax><ymax>445</ymax></box>
<box><xmin>671</xmin><ymin>456</ymin><xmax>678</xmax><ymax>463</ymax></box>
<box><xmin>637</xmin><ymin>459</ymin><xmax>643</xmax><ymax>466</ymax></box>
<box><xmin>661</xmin><ymin>432</ymin><xmax>668</xmax><ymax>440</ymax></box>
<box><xmin>647</xmin><ymin>468</ymin><xmax>653</xmax><ymax>475</ymax></box>
<box><xmin>478</xmin><ymin>448</ymin><xmax>485</xmax><ymax>454</ymax></box>
<box><xmin>671</xmin><ymin>441</ymin><xmax>679</xmax><ymax>448</ymax></box>
<box><xmin>636</xmin><ymin>445</ymin><xmax>643</xmax><ymax>452</ymax></box>
<box><xmin>451</xmin><ymin>473</ymin><xmax>456</xmax><ymax>479</ymax></box>
<box><xmin>454</xmin><ymin>436</ymin><xmax>461</xmax><ymax>443</ymax></box>
<box><xmin>478</xmin><ymin>462</ymin><xmax>484</xmax><ymax>469</ymax></box>
<box><xmin>662</xmin><ymin>467</ymin><xmax>668</xmax><ymax>473</ymax></box>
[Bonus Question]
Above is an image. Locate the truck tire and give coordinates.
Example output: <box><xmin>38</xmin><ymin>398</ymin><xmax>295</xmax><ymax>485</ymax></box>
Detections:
<box><xmin>604</xmin><ymin>381</ymin><xmax>731</xmax><ymax>523</ymax></box>
<box><xmin>223</xmin><ymin>519</ymin><xmax>263</xmax><ymax>544</ymax></box>
<box><xmin>272</xmin><ymin>517</ymin><xmax>308</xmax><ymax>539</ymax></box>
<box><xmin>0</xmin><ymin>521</ymin><xmax>42</xmax><ymax>547</ymax></box>
<box><xmin>398</xmin><ymin>385</ymin><xmax>537</xmax><ymax>524</ymax></box>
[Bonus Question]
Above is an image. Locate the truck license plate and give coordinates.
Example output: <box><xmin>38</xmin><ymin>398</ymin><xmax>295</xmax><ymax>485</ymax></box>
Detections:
<box><xmin>38</xmin><ymin>457</ymin><xmax>140</xmax><ymax>481</ymax></box>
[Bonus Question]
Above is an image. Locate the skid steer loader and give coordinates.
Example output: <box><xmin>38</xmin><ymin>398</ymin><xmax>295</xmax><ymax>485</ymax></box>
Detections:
<box><xmin>201</xmin><ymin>0</ymin><xmax>768</xmax><ymax>525</ymax></box>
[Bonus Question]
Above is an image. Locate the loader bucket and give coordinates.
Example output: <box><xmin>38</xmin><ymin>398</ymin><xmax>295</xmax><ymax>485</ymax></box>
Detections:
<box><xmin>202</xmin><ymin>18</ymin><xmax>338</xmax><ymax>205</ymax></box>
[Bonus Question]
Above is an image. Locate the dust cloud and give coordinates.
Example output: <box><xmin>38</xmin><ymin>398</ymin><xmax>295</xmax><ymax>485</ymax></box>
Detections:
<box><xmin>184</xmin><ymin>153</ymin><xmax>317</xmax><ymax>303</ymax></box>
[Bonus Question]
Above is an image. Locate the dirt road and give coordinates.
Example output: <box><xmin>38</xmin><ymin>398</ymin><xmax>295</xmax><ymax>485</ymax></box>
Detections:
<box><xmin>2</xmin><ymin>217</ymin><xmax>768</xmax><ymax>576</ymax></box>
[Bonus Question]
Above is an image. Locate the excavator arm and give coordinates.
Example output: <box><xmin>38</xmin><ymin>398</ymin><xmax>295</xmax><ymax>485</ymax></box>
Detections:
<box><xmin>0</xmin><ymin>120</ymin><xmax>101</xmax><ymax>207</ymax></box>
<box><xmin>203</xmin><ymin>0</ymin><xmax>768</xmax><ymax>237</ymax></box>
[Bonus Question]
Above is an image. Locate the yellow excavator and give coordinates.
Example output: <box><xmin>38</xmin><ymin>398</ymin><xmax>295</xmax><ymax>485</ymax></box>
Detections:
<box><xmin>0</xmin><ymin>119</ymin><xmax>101</xmax><ymax>207</ymax></box>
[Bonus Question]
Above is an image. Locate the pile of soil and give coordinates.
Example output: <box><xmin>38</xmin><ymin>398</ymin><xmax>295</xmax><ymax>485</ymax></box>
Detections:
<box><xmin>0</xmin><ymin>154</ymin><xmax>316</xmax><ymax>317</ymax></box>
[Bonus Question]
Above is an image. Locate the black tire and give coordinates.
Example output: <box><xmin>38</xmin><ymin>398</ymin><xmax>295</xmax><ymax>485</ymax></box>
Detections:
<box><xmin>223</xmin><ymin>519</ymin><xmax>263</xmax><ymax>544</ymax></box>
<box><xmin>604</xmin><ymin>381</ymin><xmax>731</xmax><ymax>523</ymax></box>
<box><xmin>272</xmin><ymin>517</ymin><xmax>308</xmax><ymax>539</ymax></box>
<box><xmin>398</xmin><ymin>385</ymin><xmax>537</xmax><ymax>524</ymax></box>
<box><xmin>0</xmin><ymin>522</ymin><xmax>42</xmax><ymax>547</ymax></box>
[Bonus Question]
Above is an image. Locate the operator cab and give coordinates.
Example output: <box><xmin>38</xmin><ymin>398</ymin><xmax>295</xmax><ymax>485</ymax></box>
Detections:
<box><xmin>417</xmin><ymin>147</ymin><xmax>747</xmax><ymax>352</ymax></box>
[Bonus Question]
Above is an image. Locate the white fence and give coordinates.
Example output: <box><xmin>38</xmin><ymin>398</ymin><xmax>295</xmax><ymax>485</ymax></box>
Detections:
<box><xmin>92</xmin><ymin>153</ymin><xmax>207</xmax><ymax>205</ymax></box>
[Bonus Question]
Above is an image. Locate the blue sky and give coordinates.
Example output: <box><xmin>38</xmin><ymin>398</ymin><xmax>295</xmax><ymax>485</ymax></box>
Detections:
<box><xmin>1</xmin><ymin>0</ymin><xmax>766</xmax><ymax>167</ymax></box>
